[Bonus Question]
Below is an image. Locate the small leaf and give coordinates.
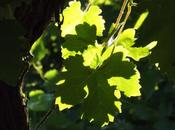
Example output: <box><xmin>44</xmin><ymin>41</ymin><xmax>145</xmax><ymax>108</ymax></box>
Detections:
<box><xmin>134</xmin><ymin>10</ymin><xmax>149</xmax><ymax>30</ymax></box>
<box><xmin>116</xmin><ymin>29</ymin><xmax>136</xmax><ymax>47</ymax></box>
<box><xmin>113</xmin><ymin>29</ymin><xmax>157</xmax><ymax>61</ymax></box>
<box><xmin>30</xmin><ymin>34</ymin><xmax>48</xmax><ymax>62</ymax></box>
<box><xmin>146</xmin><ymin>41</ymin><xmax>157</xmax><ymax>50</ymax></box>
<box><xmin>28</xmin><ymin>91</ymin><xmax>54</xmax><ymax>111</ymax></box>
<box><xmin>44</xmin><ymin>69</ymin><xmax>60</xmax><ymax>87</ymax></box>
<box><xmin>29</xmin><ymin>90</ymin><xmax>44</xmax><ymax>97</ymax></box>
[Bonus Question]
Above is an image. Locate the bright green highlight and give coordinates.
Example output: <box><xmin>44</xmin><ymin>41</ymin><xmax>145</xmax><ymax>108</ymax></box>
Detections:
<box><xmin>134</xmin><ymin>10</ymin><xmax>149</xmax><ymax>30</ymax></box>
<box><xmin>61</xmin><ymin>1</ymin><xmax>105</xmax><ymax>37</ymax></box>
<box><xmin>114</xmin><ymin>29</ymin><xmax>157</xmax><ymax>61</ymax></box>
<box><xmin>30</xmin><ymin>34</ymin><xmax>48</xmax><ymax>62</ymax></box>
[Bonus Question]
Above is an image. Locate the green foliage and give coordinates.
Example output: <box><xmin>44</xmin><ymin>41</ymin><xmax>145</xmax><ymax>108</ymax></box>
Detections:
<box><xmin>15</xmin><ymin>0</ymin><xmax>175</xmax><ymax>130</ymax></box>
<box><xmin>114</xmin><ymin>29</ymin><xmax>157</xmax><ymax>61</ymax></box>
<box><xmin>30</xmin><ymin>34</ymin><xmax>48</xmax><ymax>62</ymax></box>
<box><xmin>28</xmin><ymin>90</ymin><xmax>54</xmax><ymax>111</ymax></box>
<box><xmin>52</xmin><ymin>0</ymin><xmax>156</xmax><ymax>126</ymax></box>
<box><xmin>134</xmin><ymin>10</ymin><xmax>149</xmax><ymax>30</ymax></box>
<box><xmin>89</xmin><ymin>0</ymin><xmax>117</xmax><ymax>6</ymax></box>
<box><xmin>61</xmin><ymin>1</ymin><xmax>105</xmax><ymax>37</ymax></box>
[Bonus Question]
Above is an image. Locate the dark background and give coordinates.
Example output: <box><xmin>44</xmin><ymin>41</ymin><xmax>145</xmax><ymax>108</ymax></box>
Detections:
<box><xmin>0</xmin><ymin>0</ymin><xmax>175</xmax><ymax>130</ymax></box>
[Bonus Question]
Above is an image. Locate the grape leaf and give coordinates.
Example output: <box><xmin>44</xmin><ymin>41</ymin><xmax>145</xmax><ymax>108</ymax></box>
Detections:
<box><xmin>117</xmin><ymin>28</ymin><xmax>136</xmax><ymax>47</ymax></box>
<box><xmin>114</xmin><ymin>29</ymin><xmax>157</xmax><ymax>61</ymax></box>
<box><xmin>61</xmin><ymin>1</ymin><xmax>105</xmax><ymax>37</ymax></box>
<box><xmin>55</xmin><ymin>52</ymin><xmax>138</xmax><ymax>125</ymax></box>
<box><xmin>54</xmin><ymin>0</ymin><xmax>153</xmax><ymax>126</ymax></box>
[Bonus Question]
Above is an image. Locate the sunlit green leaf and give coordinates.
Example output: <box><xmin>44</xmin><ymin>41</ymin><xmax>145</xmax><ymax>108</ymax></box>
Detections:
<box><xmin>82</xmin><ymin>45</ymin><xmax>103</xmax><ymax>69</ymax></box>
<box><xmin>116</xmin><ymin>29</ymin><xmax>136</xmax><ymax>47</ymax></box>
<box><xmin>61</xmin><ymin>1</ymin><xmax>105</xmax><ymax>37</ymax></box>
<box><xmin>127</xmin><ymin>47</ymin><xmax>150</xmax><ymax>61</ymax></box>
<box><xmin>56</xmin><ymin>52</ymin><xmax>138</xmax><ymax>125</ymax></box>
<box><xmin>30</xmin><ymin>34</ymin><xmax>48</xmax><ymax>62</ymax></box>
<box><xmin>114</xmin><ymin>29</ymin><xmax>157</xmax><ymax>61</ymax></box>
<box><xmin>134</xmin><ymin>10</ymin><xmax>149</xmax><ymax>30</ymax></box>
<box><xmin>108</xmin><ymin>68</ymin><xmax>141</xmax><ymax>97</ymax></box>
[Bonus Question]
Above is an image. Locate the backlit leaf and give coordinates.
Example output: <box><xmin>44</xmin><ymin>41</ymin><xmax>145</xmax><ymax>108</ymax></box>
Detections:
<box><xmin>61</xmin><ymin>1</ymin><xmax>105</xmax><ymax>37</ymax></box>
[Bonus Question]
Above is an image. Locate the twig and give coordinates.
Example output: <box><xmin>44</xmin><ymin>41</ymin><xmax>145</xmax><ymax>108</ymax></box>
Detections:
<box><xmin>17</xmin><ymin>53</ymin><xmax>32</xmax><ymax>103</ymax></box>
<box><xmin>117</xmin><ymin>3</ymin><xmax>132</xmax><ymax>36</ymax></box>
<box><xmin>109</xmin><ymin>2</ymin><xmax>133</xmax><ymax>56</ymax></box>
<box><xmin>104</xmin><ymin>0</ymin><xmax>129</xmax><ymax>46</ymax></box>
<box><xmin>114</xmin><ymin>0</ymin><xmax>129</xmax><ymax>30</ymax></box>
<box><xmin>35</xmin><ymin>103</ymin><xmax>56</xmax><ymax>130</ymax></box>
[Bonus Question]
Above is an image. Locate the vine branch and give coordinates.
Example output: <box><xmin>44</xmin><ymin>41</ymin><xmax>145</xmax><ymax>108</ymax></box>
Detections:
<box><xmin>104</xmin><ymin>0</ymin><xmax>129</xmax><ymax>46</ymax></box>
<box><xmin>109</xmin><ymin>1</ymin><xmax>134</xmax><ymax>56</ymax></box>
<box><xmin>114</xmin><ymin>0</ymin><xmax>128</xmax><ymax>30</ymax></box>
<box><xmin>117</xmin><ymin>2</ymin><xmax>132</xmax><ymax>37</ymax></box>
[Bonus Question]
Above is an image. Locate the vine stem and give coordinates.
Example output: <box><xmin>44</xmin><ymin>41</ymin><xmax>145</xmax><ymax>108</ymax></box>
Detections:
<box><xmin>104</xmin><ymin>0</ymin><xmax>129</xmax><ymax>46</ymax></box>
<box><xmin>117</xmin><ymin>3</ymin><xmax>132</xmax><ymax>36</ymax></box>
<box><xmin>109</xmin><ymin>2</ymin><xmax>133</xmax><ymax>57</ymax></box>
<box><xmin>35</xmin><ymin>103</ymin><xmax>56</xmax><ymax>130</ymax></box>
<box><xmin>17</xmin><ymin>54</ymin><xmax>33</xmax><ymax>102</ymax></box>
<box><xmin>114</xmin><ymin>0</ymin><xmax>128</xmax><ymax>30</ymax></box>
